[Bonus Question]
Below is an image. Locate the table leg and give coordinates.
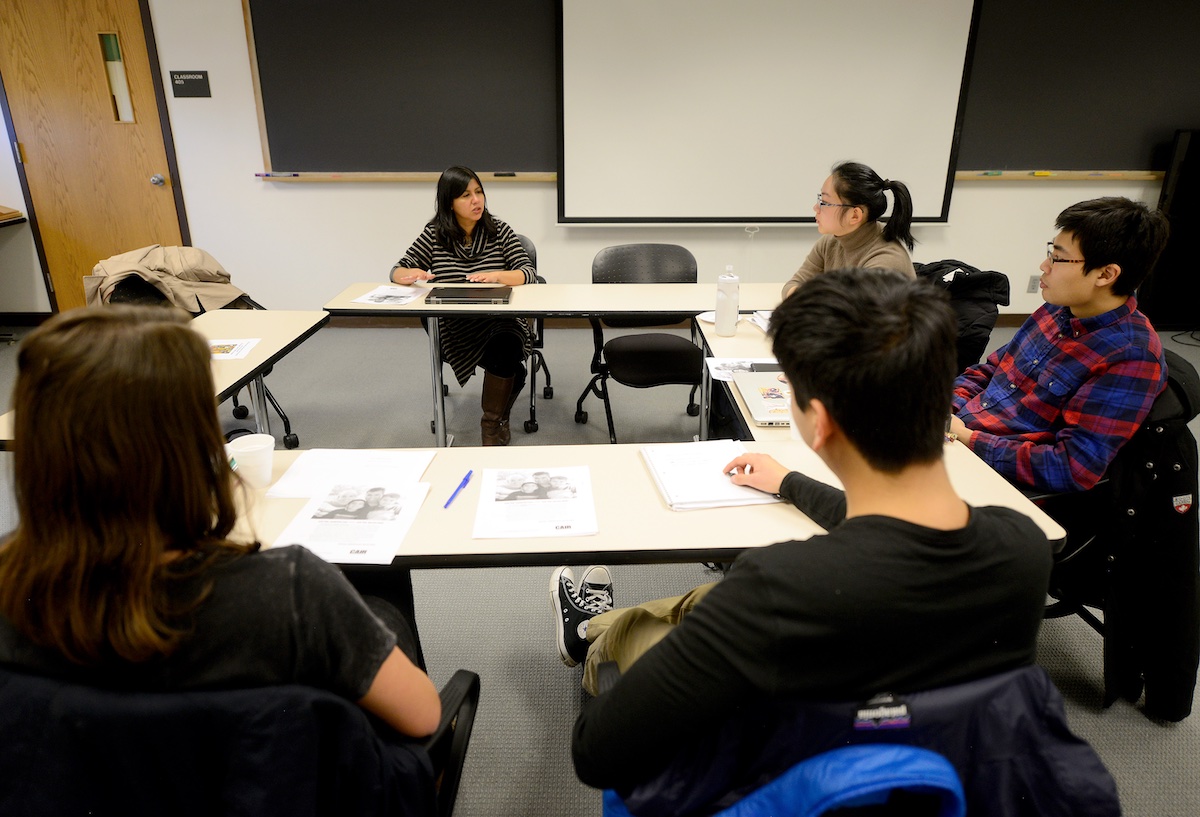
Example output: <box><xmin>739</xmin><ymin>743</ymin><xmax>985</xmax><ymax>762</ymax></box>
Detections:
<box><xmin>428</xmin><ymin>319</ymin><xmax>449</xmax><ymax>447</ymax></box>
<box><xmin>694</xmin><ymin>319</ymin><xmax>710</xmax><ymax>441</ymax></box>
<box><xmin>251</xmin><ymin>375</ymin><xmax>272</xmax><ymax>436</ymax></box>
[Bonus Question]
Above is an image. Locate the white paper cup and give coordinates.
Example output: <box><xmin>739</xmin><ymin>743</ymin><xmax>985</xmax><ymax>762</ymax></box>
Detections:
<box><xmin>225</xmin><ymin>433</ymin><xmax>275</xmax><ymax>488</ymax></box>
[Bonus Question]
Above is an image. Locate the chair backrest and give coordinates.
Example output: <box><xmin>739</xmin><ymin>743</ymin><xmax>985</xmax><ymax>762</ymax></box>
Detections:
<box><xmin>592</xmin><ymin>243</ymin><xmax>698</xmax><ymax>328</ymax></box>
<box><xmin>0</xmin><ymin>667</ymin><xmax>436</xmax><ymax>817</ymax></box>
<box><xmin>515</xmin><ymin>233</ymin><xmax>537</xmax><ymax>269</ymax></box>
<box><xmin>613</xmin><ymin>665</ymin><xmax>1119</xmax><ymax>817</ymax></box>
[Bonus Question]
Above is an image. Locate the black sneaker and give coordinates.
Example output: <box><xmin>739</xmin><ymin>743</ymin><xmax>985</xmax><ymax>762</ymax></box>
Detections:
<box><xmin>579</xmin><ymin>565</ymin><xmax>614</xmax><ymax>610</ymax></box>
<box><xmin>550</xmin><ymin>566</ymin><xmax>607</xmax><ymax>667</ymax></box>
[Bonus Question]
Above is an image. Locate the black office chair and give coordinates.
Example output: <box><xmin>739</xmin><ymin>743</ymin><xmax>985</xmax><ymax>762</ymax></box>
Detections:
<box><xmin>914</xmin><ymin>260</ymin><xmax>1010</xmax><ymax>373</ymax></box>
<box><xmin>1036</xmin><ymin>348</ymin><xmax>1200</xmax><ymax>722</ymax></box>
<box><xmin>516</xmin><ymin>233</ymin><xmax>553</xmax><ymax>433</ymax></box>
<box><xmin>0</xmin><ymin>666</ymin><xmax>481</xmax><ymax>817</ymax></box>
<box><xmin>574</xmin><ymin>244</ymin><xmax>704</xmax><ymax>444</ymax></box>
<box><xmin>595</xmin><ymin>663</ymin><xmax>1119</xmax><ymax>817</ymax></box>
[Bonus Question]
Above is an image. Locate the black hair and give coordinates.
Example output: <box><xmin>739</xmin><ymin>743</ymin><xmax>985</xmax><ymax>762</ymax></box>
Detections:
<box><xmin>769</xmin><ymin>268</ymin><xmax>956</xmax><ymax>472</ymax></box>
<box><xmin>830</xmin><ymin>162</ymin><xmax>916</xmax><ymax>251</ymax></box>
<box><xmin>1054</xmin><ymin>197</ymin><xmax>1170</xmax><ymax>297</ymax></box>
<box><xmin>431</xmin><ymin>165</ymin><xmax>499</xmax><ymax>252</ymax></box>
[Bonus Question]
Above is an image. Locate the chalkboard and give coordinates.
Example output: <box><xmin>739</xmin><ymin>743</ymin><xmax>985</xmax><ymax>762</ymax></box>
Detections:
<box><xmin>957</xmin><ymin>0</ymin><xmax>1200</xmax><ymax>170</ymax></box>
<box><xmin>245</xmin><ymin>0</ymin><xmax>558</xmax><ymax>173</ymax></box>
<box><xmin>245</xmin><ymin>0</ymin><xmax>1200</xmax><ymax>175</ymax></box>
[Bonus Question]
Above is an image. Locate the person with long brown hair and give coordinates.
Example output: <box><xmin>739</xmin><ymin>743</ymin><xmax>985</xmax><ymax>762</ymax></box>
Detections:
<box><xmin>0</xmin><ymin>306</ymin><xmax>439</xmax><ymax>737</ymax></box>
<box><xmin>391</xmin><ymin>165</ymin><xmax>538</xmax><ymax>445</ymax></box>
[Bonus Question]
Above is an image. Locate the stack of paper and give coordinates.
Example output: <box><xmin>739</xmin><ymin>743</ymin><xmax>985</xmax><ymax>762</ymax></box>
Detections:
<box><xmin>641</xmin><ymin>439</ymin><xmax>782</xmax><ymax>511</ymax></box>
<box><xmin>268</xmin><ymin>449</ymin><xmax>436</xmax><ymax>564</ymax></box>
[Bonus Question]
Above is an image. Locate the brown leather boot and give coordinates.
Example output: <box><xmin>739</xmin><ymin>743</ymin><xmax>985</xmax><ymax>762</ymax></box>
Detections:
<box><xmin>497</xmin><ymin>367</ymin><xmax>527</xmax><ymax>446</ymax></box>
<box><xmin>481</xmin><ymin>372</ymin><xmax>515</xmax><ymax>446</ymax></box>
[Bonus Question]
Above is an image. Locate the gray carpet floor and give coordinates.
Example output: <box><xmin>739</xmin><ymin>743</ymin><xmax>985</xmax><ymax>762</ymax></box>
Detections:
<box><xmin>3</xmin><ymin>320</ymin><xmax>1200</xmax><ymax>816</ymax></box>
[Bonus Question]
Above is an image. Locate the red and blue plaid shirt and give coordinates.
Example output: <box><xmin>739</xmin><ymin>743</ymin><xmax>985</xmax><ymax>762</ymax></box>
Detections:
<box><xmin>953</xmin><ymin>297</ymin><xmax>1165</xmax><ymax>493</ymax></box>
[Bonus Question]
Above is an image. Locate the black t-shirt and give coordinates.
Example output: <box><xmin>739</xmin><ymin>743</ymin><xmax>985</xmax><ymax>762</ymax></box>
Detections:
<box><xmin>0</xmin><ymin>546</ymin><xmax>395</xmax><ymax>701</ymax></box>
<box><xmin>572</xmin><ymin>473</ymin><xmax>1054</xmax><ymax>791</ymax></box>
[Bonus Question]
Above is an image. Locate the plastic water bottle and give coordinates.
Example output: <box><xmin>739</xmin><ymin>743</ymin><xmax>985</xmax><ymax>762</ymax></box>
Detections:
<box><xmin>716</xmin><ymin>265</ymin><xmax>739</xmax><ymax>336</ymax></box>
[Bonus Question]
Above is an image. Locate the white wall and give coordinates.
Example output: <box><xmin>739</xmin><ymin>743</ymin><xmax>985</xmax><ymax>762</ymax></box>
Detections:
<box><xmin>0</xmin><ymin>1</ymin><xmax>1162</xmax><ymax>316</ymax></box>
<box><xmin>0</xmin><ymin>134</ymin><xmax>51</xmax><ymax>313</ymax></box>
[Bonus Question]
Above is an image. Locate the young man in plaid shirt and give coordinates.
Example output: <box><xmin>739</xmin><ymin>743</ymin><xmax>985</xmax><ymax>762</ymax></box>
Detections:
<box><xmin>948</xmin><ymin>197</ymin><xmax>1170</xmax><ymax>494</ymax></box>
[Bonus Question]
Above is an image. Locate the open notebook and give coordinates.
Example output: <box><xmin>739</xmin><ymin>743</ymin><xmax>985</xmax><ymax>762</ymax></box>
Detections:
<box><xmin>642</xmin><ymin>439</ymin><xmax>782</xmax><ymax>511</ymax></box>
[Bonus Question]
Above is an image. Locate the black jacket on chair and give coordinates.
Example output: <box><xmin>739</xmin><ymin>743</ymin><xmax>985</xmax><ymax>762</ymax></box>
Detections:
<box><xmin>1046</xmin><ymin>348</ymin><xmax>1200</xmax><ymax>721</ymax></box>
<box><xmin>613</xmin><ymin>665</ymin><xmax>1119</xmax><ymax>817</ymax></box>
<box><xmin>914</xmin><ymin>259</ymin><xmax>1010</xmax><ymax>373</ymax></box>
<box><xmin>0</xmin><ymin>668</ymin><xmax>437</xmax><ymax>817</ymax></box>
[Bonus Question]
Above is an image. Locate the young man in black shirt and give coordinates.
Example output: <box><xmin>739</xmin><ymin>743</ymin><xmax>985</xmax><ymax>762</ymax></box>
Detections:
<box><xmin>550</xmin><ymin>268</ymin><xmax>1055</xmax><ymax>794</ymax></box>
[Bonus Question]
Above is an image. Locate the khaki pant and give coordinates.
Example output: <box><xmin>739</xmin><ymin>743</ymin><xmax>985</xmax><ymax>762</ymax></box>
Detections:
<box><xmin>582</xmin><ymin>582</ymin><xmax>717</xmax><ymax>695</ymax></box>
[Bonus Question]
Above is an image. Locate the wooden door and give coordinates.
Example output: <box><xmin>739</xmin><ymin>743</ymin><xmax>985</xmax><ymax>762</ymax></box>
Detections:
<box><xmin>0</xmin><ymin>0</ymin><xmax>183</xmax><ymax>311</ymax></box>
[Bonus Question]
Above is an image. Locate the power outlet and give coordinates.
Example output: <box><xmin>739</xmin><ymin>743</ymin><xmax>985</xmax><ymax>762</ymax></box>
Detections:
<box><xmin>1026</xmin><ymin>275</ymin><xmax>1040</xmax><ymax>294</ymax></box>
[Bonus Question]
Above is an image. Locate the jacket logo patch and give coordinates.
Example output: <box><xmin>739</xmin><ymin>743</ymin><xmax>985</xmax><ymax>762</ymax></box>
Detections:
<box><xmin>1173</xmin><ymin>494</ymin><xmax>1193</xmax><ymax>514</ymax></box>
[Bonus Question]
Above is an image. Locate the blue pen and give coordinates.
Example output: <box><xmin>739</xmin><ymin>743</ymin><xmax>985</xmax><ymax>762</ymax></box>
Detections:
<box><xmin>444</xmin><ymin>470</ymin><xmax>473</xmax><ymax>508</ymax></box>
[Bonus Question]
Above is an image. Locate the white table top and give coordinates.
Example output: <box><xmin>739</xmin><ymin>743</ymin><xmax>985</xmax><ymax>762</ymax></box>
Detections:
<box><xmin>699</xmin><ymin>317</ymin><xmax>792</xmax><ymax>442</ymax></box>
<box><xmin>194</xmin><ymin>309</ymin><xmax>329</xmax><ymax>400</ymax></box>
<box><xmin>1</xmin><ymin>309</ymin><xmax>329</xmax><ymax>448</ymax></box>
<box><xmin>237</xmin><ymin>440</ymin><xmax>1065</xmax><ymax>567</ymax></box>
<box><xmin>324</xmin><ymin>281</ymin><xmax>784</xmax><ymax>317</ymax></box>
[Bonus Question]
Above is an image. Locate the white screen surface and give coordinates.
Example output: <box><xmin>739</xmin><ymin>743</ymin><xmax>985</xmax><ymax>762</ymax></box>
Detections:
<box><xmin>559</xmin><ymin>1</ymin><xmax>976</xmax><ymax>223</ymax></box>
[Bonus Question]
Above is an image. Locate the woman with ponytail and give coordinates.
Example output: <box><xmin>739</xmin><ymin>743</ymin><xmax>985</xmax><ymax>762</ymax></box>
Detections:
<box><xmin>782</xmin><ymin>161</ymin><xmax>916</xmax><ymax>298</ymax></box>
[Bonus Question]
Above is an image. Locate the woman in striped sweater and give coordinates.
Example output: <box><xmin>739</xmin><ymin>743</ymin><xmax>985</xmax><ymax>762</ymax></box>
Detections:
<box><xmin>391</xmin><ymin>166</ymin><xmax>538</xmax><ymax>445</ymax></box>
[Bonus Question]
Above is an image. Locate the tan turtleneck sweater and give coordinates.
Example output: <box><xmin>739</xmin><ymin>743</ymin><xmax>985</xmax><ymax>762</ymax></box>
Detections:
<box><xmin>781</xmin><ymin>222</ymin><xmax>915</xmax><ymax>298</ymax></box>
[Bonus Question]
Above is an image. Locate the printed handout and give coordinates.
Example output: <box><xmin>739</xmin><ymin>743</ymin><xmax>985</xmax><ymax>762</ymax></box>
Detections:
<box><xmin>705</xmin><ymin>357</ymin><xmax>779</xmax><ymax>382</ymax></box>
<box><xmin>267</xmin><ymin>449</ymin><xmax>435</xmax><ymax>498</ymax></box>
<box><xmin>472</xmin><ymin>466</ymin><xmax>598</xmax><ymax>538</ymax></box>
<box><xmin>209</xmin><ymin>338</ymin><xmax>261</xmax><ymax>360</ymax></box>
<box><xmin>275</xmin><ymin>481</ymin><xmax>431</xmax><ymax>565</ymax></box>
<box><xmin>351</xmin><ymin>284</ymin><xmax>423</xmax><ymax>305</ymax></box>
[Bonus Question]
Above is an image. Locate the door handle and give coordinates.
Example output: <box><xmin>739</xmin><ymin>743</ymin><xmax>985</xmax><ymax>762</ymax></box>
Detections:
<box><xmin>150</xmin><ymin>174</ymin><xmax>166</xmax><ymax>186</ymax></box>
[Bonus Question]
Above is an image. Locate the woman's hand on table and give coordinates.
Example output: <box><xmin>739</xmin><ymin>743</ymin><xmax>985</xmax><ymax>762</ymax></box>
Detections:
<box><xmin>466</xmin><ymin>270</ymin><xmax>524</xmax><ymax>285</ymax></box>
<box><xmin>392</xmin><ymin>268</ymin><xmax>433</xmax><ymax>285</ymax></box>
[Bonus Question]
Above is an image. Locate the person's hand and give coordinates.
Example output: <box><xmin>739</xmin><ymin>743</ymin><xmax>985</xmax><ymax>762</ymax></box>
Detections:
<box><xmin>466</xmin><ymin>271</ymin><xmax>503</xmax><ymax>283</ymax></box>
<box><xmin>393</xmin><ymin>269</ymin><xmax>433</xmax><ymax>285</ymax></box>
<box><xmin>721</xmin><ymin>453</ymin><xmax>790</xmax><ymax>495</ymax></box>
<box><xmin>946</xmin><ymin>414</ymin><xmax>971</xmax><ymax>444</ymax></box>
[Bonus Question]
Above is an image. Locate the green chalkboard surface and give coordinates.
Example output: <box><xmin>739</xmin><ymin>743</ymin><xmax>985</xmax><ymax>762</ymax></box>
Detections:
<box><xmin>957</xmin><ymin>0</ymin><xmax>1200</xmax><ymax>170</ymax></box>
<box><xmin>245</xmin><ymin>0</ymin><xmax>1200</xmax><ymax>175</ymax></box>
<box><xmin>246</xmin><ymin>0</ymin><xmax>557</xmax><ymax>173</ymax></box>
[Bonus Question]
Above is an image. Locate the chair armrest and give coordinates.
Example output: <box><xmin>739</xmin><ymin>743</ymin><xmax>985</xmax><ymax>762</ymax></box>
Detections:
<box><xmin>422</xmin><ymin>669</ymin><xmax>481</xmax><ymax>817</ymax></box>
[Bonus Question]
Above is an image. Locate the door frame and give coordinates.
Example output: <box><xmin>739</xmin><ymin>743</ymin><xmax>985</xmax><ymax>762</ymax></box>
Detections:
<box><xmin>0</xmin><ymin>0</ymin><xmax>190</xmax><ymax>315</ymax></box>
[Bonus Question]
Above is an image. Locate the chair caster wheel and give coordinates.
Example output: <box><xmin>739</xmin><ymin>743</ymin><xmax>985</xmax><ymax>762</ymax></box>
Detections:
<box><xmin>687</xmin><ymin>404</ymin><xmax>701</xmax><ymax>417</ymax></box>
<box><xmin>524</xmin><ymin>420</ymin><xmax>538</xmax><ymax>433</ymax></box>
<box><xmin>283</xmin><ymin>433</ymin><xmax>300</xmax><ymax>449</ymax></box>
<box><xmin>575</xmin><ymin>410</ymin><xmax>588</xmax><ymax>424</ymax></box>
<box><xmin>543</xmin><ymin>386</ymin><xmax>554</xmax><ymax>399</ymax></box>
<box><xmin>233</xmin><ymin>406</ymin><xmax>250</xmax><ymax>419</ymax></box>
